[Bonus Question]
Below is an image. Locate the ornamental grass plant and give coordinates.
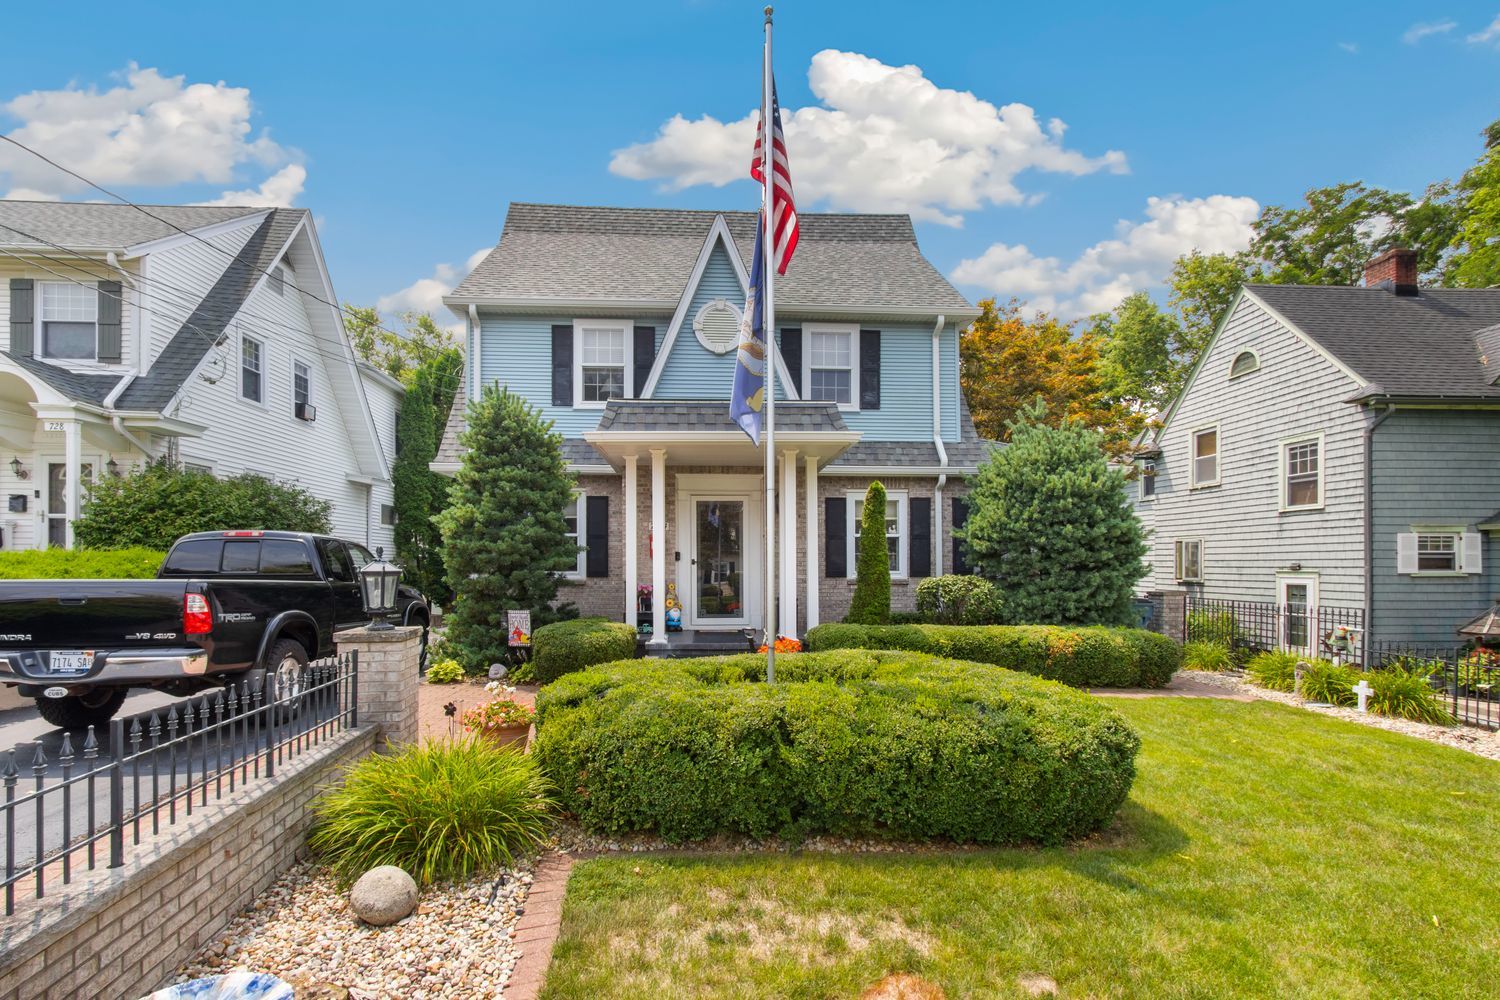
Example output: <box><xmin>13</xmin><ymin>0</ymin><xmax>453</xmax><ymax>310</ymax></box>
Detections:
<box><xmin>1182</xmin><ymin>641</ymin><xmax>1232</xmax><ymax>672</ymax></box>
<box><xmin>310</xmin><ymin>738</ymin><xmax>554</xmax><ymax>885</ymax></box>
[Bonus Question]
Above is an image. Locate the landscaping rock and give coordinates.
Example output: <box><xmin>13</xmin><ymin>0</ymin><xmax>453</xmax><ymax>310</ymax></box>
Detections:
<box><xmin>349</xmin><ymin>866</ymin><xmax>419</xmax><ymax>926</ymax></box>
<box><xmin>1018</xmin><ymin>972</ymin><xmax>1058</xmax><ymax>996</ymax></box>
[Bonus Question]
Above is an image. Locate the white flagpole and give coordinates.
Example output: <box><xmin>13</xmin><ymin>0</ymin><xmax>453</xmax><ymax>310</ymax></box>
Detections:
<box><xmin>762</xmin><ymin>4</ymin><xmax>778</xmax><ymax>684</ymax></box>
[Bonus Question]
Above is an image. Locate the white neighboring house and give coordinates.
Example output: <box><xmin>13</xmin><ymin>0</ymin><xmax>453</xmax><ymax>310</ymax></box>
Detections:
<box><xmin>0</xmin><ymin>201</ymin><xmax>398</xmax><ymax>553</ymax></box>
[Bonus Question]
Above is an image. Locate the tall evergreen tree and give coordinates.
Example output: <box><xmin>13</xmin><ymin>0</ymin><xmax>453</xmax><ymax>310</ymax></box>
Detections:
<box><xmin>957</xmin><ymin>401</ymin><xmax>1146</xmax><ymax>627</ymax></box>
<box><xmin>392</xmin><ymin>346</ymin><xmax>461</xmax><ymax>604</ymax></box>
<box><xmin>846</xmin><ymin>481</ymin><xmax>892</xmax><ymax>625</ymax></box>
<box><xmin>437</xmin><ymin>386</ymin><xmax>578</xmax><ymax>670</ymax></box>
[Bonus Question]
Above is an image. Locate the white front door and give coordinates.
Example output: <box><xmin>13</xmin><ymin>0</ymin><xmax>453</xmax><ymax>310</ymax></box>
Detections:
<box><xmin>677</xmin><ymin>480</ymin><xmax>763</xmax><ymax>630</ymax></box>
<box><xmin>1278</xmin><ymin>574</ymin><xmax>1319</xmax><ymax>653</ymax></box>
<box><xmin>43</xmin><ymin>457</ymin><xmax>95</xmax><ymax>550</ymax></box>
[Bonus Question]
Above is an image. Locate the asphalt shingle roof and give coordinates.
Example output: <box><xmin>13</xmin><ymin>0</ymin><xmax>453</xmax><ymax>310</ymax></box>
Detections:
<box><xmin>114</xmin><ymin>209</ymin><xmax>305</xmax><ymax>411</ymax></box>
<box><xmin>434</xmin><ymin>379</ymin><xmax>467</xmax><ymax>466</ymax></box>
<box><xmin>596</xmin><ymin>399</ymin><xmax>849</xmax><ymax>434</ymax></box>
<box><xmin>1249</xmin><ymin>284</ymin><xmax>1500</xmax><ymax>399</ymax></box>
<box><xmin>450</xmin><ymin>203</ymin><xmax>973</xmax><ymax>313</ymax></box>
<box><xmin>0</xmin><ymin>201</ymin><xmax>267</xmax><ymax>251</ymax></box>
<box><xmin>2</xmin><ymin>353</ymin><xmax>122</xmax><ymax>405</ymax></box>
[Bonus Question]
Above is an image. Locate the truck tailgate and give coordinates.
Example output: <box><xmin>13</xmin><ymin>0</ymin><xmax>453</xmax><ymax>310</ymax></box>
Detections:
<box><xmin>0</xmin><ymin>580</ymin><xmax>191</xmax><ymax>650</ymax></box>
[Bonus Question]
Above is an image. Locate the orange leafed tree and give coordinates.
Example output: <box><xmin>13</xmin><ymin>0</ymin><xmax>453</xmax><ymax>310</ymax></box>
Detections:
<box><xmin>960</xmin><ymin>298</ymin><xmax>1143</xmax><ymax>452</ymax></box>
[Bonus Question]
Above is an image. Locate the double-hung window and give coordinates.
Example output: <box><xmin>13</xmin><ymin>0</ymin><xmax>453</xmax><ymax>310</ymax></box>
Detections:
<box><xmin>1140</xmin><ymin>459</ymin><xmax>1157</xmax><ymax>499</ymax></box>
<box><xmin>241</xmin><ymin>335</ymin><xmax>265</xmax><ymax>404</ymax></box>
<box><xmin>1281</xmin><ymin>435</ymin><xmax>1322</xmax><ymax>509</ymax></box>
<box><xmin>562</xmin><ymin>492</ymin><xmax>586</xmax><ymax>578</ymax></box>
<box><xmin>807</xmin><ymin>326</ymin><xmax>855</xmax><ymax>406</ymax></box>
<box><xmin>848</xmin><ymin>489</ymin><xmax>907</xmax><ymax>578</ymax></box>
<box><xmin>1396</xmin><ymin>528</ymin><xmax>1481</xmax><ymax>575</ymax></box>
<box><xmin>1174</xmin><ymin>539</ymin><xmax>1203</xmax><ymax>582</ymax></box>
<box><xmin>292</xmin><ymin>358</ymin><xmax>312</xmax><ymax>418</ymax></box>
<box><xmin>575</xmin><ymin>321</ymin><xmax>629</xmax><ymax>406</ymax></box>
<box><xmin>1417</xmin><ymin>533</ymin><xmax>1458</xmax><ymax>572</ymax></box>
<box><xmin>1190</xmin><ymin>426</ymin><xmax>1219</xmax><ymax>488</ymax></box>
<box><xmin>39</xmin><ymin>282</ymin><xmax>97</xmax><ymax>360</ymax></box>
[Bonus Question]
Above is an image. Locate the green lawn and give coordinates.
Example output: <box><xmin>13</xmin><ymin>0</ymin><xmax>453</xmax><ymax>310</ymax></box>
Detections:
<box><xmin>541</xmin><ymin>698</ymin><xmax>1499</xmax><ymax>999</ymax></box>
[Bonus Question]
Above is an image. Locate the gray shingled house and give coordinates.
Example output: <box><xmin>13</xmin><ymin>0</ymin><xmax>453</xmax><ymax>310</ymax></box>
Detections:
<box><xmin>0</xmin><ymin>201</ymin><xmax>401</xmax><ymax>553</ymax></box>
<box><xmin>433</xmin><ymin>203</ymin><xmax>1000</xmax><ymax>640</ymax></box>
<box><xmin>1135</xmin><ymin>248</ymin><xmax>1500</xmax><ymax>648</ymax></box>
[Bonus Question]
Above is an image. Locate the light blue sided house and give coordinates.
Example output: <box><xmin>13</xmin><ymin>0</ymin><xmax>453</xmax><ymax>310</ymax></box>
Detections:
<box><xmin>1134</xmin><ymin>247</ymin><xmax>1500</xmax><ymax>648</ymax></box>
<box><xmin>433</xmin><ymin>203</ymin><xmax>998</xmax><ymax>643</ymax></box>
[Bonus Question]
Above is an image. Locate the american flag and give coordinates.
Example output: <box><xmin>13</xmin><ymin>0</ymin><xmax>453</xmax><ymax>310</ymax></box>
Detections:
<box><xmin>750</xmin><ymin>83</ymin><xmax>799</xmax><ymax>275</ymax></box>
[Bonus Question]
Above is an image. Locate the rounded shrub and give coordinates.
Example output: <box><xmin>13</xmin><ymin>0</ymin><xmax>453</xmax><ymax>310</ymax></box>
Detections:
<box><xmin>425</xmin><ymin>658</ymin><xmax>465</xmax><ymax>684</ymax></box>
<box><xmin>309</xmin><ymin>738</ymin><xmax>554</xmax><ymax>885</ymax></box>
<box><xmin>803</xmin><ymin>622</ymin><xmax>1180</xmax><ymax>688</ymax></box>
<box><xmin>531</xmin><ymin>617</ymin><xmax>638</xmax><ymax>683</ymax></box>
<box><xmin>914</xmin><ymin>574</ymin><xmax>1003</xmax><ymax>625</ymax></box>
<box><xmin>533</xmin><ymin>650</ymin><xmax>1141</xmax><ymax>845</ymax></box>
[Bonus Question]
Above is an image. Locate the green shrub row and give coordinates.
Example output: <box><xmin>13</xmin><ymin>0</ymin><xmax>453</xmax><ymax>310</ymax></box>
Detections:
<box><xmin>0</xmin><ymin>547</ymin><xmax>165</xmax><ymax>579</ymax></box>
<box><xmin>803</xmin><ymin>622</ymin><xmax>1180</xmax><ymax>688</ymax></box>
<box><xmin>534</xmin><ymin>650</ymin><xmax>1140</xmax><ymax>845</ymax></box>
<box><xmin>531</xmin><ymin>617</ymin><xmax>638</xmax><ymax>683</ymax></box>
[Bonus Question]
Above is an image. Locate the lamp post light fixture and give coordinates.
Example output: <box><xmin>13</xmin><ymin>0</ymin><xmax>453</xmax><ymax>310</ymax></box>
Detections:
<box><xmin>105</xmin><ymin>457</ymin><xmax>120</xmax><ymax>477</ymax></box>
<box><xmin>8</xmin><ymin>457</ymin><xmax>27</xmax><ymax>481</ymax></box>
<box><xmin>358</xmin><ymin>546</ymin><xmax>403</xmax><ymax>631</ymax></box>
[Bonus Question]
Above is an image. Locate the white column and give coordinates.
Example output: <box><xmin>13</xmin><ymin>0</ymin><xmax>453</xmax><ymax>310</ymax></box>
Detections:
<box><xmin>623</xmin><ymin>455</ymin><xmax>639</xmax><ymax>628</ymax></box>
<box><xmin>649</xmin><ymin>449</ymin><xmax>668</xmax><ymax>646</ymax></box>
<box><xmin>63</xmin><ymin>418</ymin><xmax>81</xmax><ymax>550</ymax></box>
<box><xmin>780</xmin><ymin>449</ymin><xmax>797</xmax><ymax>636</ymax></box>
<box><xmin>805</xmin><ymin>455</ymin><xmax>820</xmax><ymax>629</ymax></box>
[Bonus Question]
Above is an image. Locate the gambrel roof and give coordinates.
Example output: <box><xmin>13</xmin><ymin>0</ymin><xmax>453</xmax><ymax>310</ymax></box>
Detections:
<box><xmin>448</xmin><ymin>203</ymin><xmax>975</xmax><ymax>316</ymax></box>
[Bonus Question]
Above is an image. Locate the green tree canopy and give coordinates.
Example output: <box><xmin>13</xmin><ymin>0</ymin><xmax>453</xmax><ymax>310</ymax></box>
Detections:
<box><xmin>437</xmin><ymin>386</ymin><xmax>578</xmax><ymax>670</ymax></box>
<box><xmin>1445</xmin><ymin>144</ymin><xmax>1500</xmax><ymax>288</ymax></box>
<box><xmin>956</xmin><ymin>401</ymin><xmax>1146</xmax><ymax>627</ymax></box>
<box><xmin>393</xmin><ymin>345</ymin><xmax>463</xmax><ymax>604</ymax></box>
<box><xmin>345</xmin><ymin>308</ymin><xmax>461</xmax><ymax>385</ymax></box>
<box><xmin>1088</xmin><ymin>292</ymin><xmax>1190</xmax><ymax>416</ymax></box>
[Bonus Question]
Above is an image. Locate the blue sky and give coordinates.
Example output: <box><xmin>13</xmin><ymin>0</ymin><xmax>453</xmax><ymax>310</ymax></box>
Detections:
<box><xmin>3</xmin><ymin>1</ymin><xmax>1499</xmax><ymax>324</ymax></box>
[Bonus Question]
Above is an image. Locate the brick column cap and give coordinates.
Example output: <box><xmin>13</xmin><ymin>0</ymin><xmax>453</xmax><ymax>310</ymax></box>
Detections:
<box><xmin>335</xmin><ymin>625</ymin><xmax>422</xmax><ymax>645</ymax></box>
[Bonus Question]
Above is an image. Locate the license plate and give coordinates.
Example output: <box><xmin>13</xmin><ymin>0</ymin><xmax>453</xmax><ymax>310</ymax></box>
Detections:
<box><xmin>47</xmin><ymin>650</ymin><xmax>94</xmax><ymax>675</ymax></box>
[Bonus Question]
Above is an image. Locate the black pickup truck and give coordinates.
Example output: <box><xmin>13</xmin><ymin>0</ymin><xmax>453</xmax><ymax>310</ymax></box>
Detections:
<box><xmin>0</xmin><ymin>531</ymin><xmax>430</xmax><ymax>729</ymax></box>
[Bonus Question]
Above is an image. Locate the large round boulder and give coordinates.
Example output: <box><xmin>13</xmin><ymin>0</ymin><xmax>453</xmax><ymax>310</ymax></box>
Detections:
<box><xmin>349</xmin><ymin>865</ymin><xmax>418</xmax><ymax>926</ymax></box>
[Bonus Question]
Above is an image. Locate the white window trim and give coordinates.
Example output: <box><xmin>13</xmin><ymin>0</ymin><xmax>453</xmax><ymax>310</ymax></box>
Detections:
<box><xmin>1276</xmin><ymin>572</ymin><xmax>1320</xmax><ymax>652</ymax></box>
<box><xmin>1174</xmin><ymin>538</ymin><xmax>1204</xmax><ymax>583</ymax></box>
<box><xmin>290</xmin><ymin>354</ymin><xmax>313</xmax><ymax>420</ymax></box>
<box><xmin>562</xmin><ymin>490</ymin><xmax>587</xmax><ymax>579</ymax></box>
<box><xmin>1140</xmin><ymin>458</ymin><xmax>1157</xmax><ymax>502</ymax></box>
<box><xmin>1189</xmin><ymin>423</ymin><xmax>1221</xmax><ymax>489</ymax></box>
<box><xmin>572</xmin><ymin>319</ymin><xmax>634</xmax><ymax>409</ymax></box>
<box><xmin>239</xmin><ymin>331</ymin><xmax>268</xmax><ymax>408</ymax></box>
<box><xmin>36</xmin><ymin>280</ymin><xmax>101</xmax><ymax>365</ymax></box>
<box><xmin>804</xmin><ymin>323</ymin><xmax>860</xmax><ymax>412</ymax></box>
<box><xmin>692</xmin><ymin>298</ymin><xmax>743</xmax><ymax>355</ymax></box>
<box><xmin>846</xmin><ymin>488</ymin><xmax>908</xmax><ymax>580</ymax></box>
<box><xmin>1278</xmin><ymin>431</ymin><xmax>1325</xmax><ymax>512</ymax></box>
<box><xmin>1399</xmin><ymin>525</ymin><xmax>1478</xmax><ymax>577</ymax></box>
<box><xmin>1228</xmin><ymin>349</ymin><xmax>1260</xmax><ymax>379</ymax></box>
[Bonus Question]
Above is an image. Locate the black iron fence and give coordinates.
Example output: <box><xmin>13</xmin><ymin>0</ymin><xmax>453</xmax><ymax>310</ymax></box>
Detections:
<box><xmin>1</xmin><ymin>651</ymin><xmax>358</xmax><ymax>915</ymax></box>
<box><xmin>1367</xmin><ymin>642</ymin><xmax>1499</xmax><ymax>731</ymax></box>
<box><xmin>1185</xmin><ymin>596</ymin><xmax>1367</xmax><ymax>665</ymax></box>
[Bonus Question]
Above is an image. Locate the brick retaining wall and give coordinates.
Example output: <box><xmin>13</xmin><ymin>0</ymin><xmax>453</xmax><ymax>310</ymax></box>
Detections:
<box><xmin>0</xmin><ymin>725</ymin><xmax>377</xmax><ymax>1000</ymax></box>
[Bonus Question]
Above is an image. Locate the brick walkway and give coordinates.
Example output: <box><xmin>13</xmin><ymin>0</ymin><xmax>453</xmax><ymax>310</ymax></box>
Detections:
<box><xmin>506</xmin><ymin>852</ymin><xmax>576</xmax><ymax>999</ymax></box>
<box><xmin>416</xmin><ymin>678</ymin><xmax>539</xmax><ymax>741</ymax></box>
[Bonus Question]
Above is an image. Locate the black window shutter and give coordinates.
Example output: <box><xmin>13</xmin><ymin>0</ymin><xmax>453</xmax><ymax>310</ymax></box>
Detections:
<box><xmin>824</xmin><ymin>496</ymin><xmax>847</xmax><ymax>577</ymax></box>
<box><xmin>551</xmin><ymin>324</ymin><xmax>573</xmax><ymax>406</ymax></box>
<box><xmin>9</xmin><ymin>279</ymin><xmax>33</xmax><ymax>357</ymax></box>
<box><xmin>779</xmin><ymin>327</ymin><xmax>802</xmax><ymax>396</ymax></box>
<box><xmin>632</xmin><ymin>326</ymin><xmax>655</xmax><ymax>397</ymax></box>
<box><xmin>909</xmin><ymin>497</ymin><xmax>932</xmax><ymax>578</ymax></box>
<box><xmin>859</xmin><ymin>330</ymin><xmax>881</xmax><ymax>410</ymax></box>
<box><xmin>951</xmin><ymin>497</ymin><xmax>970</xmax><ymax>575</ymax></box>
<box><xmin>586</xmin><ymin>495</ymin><xmax>610</xmax><ymax>577</ymax></box>
<box><xmin>96</xmin><ymin>280</ymin><xmax>122</xmax><ymax>364</ymax></box>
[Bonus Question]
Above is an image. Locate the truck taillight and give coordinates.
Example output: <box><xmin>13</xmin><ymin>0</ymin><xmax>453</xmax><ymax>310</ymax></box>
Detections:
<box><xmin>183</xmin><ymin>593</ymin><xmax>213</xmax><ymax>635</ymax></box>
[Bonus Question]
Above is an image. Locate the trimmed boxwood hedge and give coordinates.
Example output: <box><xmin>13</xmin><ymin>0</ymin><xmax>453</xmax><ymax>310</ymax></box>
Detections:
<box><xmin>804</xmin><ymin>623</ymin><xmax>1180</xmax><ymax>689</ymax></box>
<box><xmin>533</xmin><ymin>649</ymin><xmax>1140</xmax><ymax>845</ymax></box>
<box><xmin>531</xmin><ymin>617</ymin><xmax>638</xmax><ymax>683</ymax></box>
<box><xmin>0</xmin><ymin>547</ymin><xmax>165</xmax><ymax>579</ymax></box>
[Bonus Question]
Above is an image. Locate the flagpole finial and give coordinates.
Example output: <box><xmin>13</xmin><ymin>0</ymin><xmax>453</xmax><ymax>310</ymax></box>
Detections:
<box><xmin>764</xmin><ymin>5</ymin><xmax>773</xmax><ymax>23</ymax></box>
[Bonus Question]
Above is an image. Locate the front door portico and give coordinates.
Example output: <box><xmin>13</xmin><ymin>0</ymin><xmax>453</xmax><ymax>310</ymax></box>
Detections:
<box><xmin>675</xmin><ymin>474</ymin><xmax>763</xmax><ymax>630</ymax></box>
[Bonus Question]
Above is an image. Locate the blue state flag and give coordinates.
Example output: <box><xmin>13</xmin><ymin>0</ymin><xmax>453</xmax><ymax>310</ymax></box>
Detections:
<box><xmin>730</xmin><ymin>215</ymin><xmax>767</xmax><ymax>444</ymax></box>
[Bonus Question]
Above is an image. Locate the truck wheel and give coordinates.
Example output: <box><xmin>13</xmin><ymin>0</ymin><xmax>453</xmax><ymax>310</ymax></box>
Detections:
<box><xmin>34</xmin><ymin>689</ymin><xmax>129</xmax><ymax>731</ymax></box>
<box><xmin>250</xmin><ymin>639</ymin><xmax>309</xmax><ymax>722</ymax></box>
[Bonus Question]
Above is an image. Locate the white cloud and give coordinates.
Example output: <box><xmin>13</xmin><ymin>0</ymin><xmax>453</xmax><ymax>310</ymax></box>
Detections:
<box><xmin>1468</xmin><ymin>15</ymin><xmax>1500</xmax><ymax>44</ymax></box>
<box><xmin>1403</xmin><ymin>20</ymin><xmax>1456</xmax><ymax>43</ymax></box>
<box><xmin>951</xmin><ymin>194</ymin><xmax>1260</xmax><ymax>317</ymax></box>
<box><xmin>1338</xmin><ymin>41</ymin><xmax>1359</xmax><ymax>54</ymax></box>
<box><xmin>610</xmin><ymin>49</ymin><xmax>1127</xmax><ymax>226</ymax></box>
<box><xmin>378</xmin><ymin>247</ymin><xmax>491</xmax><ymax>328</ymax></box>
<box><xmin>196</xmin><ymin>163</ymin><xmax>306</xmax><ymax>207</ymax></box>
<box><xmin>0</xmin><ymin>64</ymin><xmax>300</xmax><ymax>203</ymax></box>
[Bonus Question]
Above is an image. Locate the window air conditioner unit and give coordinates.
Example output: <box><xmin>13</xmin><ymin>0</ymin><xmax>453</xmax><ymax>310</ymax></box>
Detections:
<box><xmin>296</xmin><ymin>402</ymin><xmax>317</xmax><ymax>422</ymax></box>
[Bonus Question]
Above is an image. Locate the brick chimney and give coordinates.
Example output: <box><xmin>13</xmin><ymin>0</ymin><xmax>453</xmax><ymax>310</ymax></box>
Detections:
<box><xmin>1364</xmin><ymin>247</ymin><xmax>1419</xmax><ymax>296</ymax></box>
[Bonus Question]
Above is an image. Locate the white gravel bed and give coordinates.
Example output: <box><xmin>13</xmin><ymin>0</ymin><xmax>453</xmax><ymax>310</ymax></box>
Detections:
<box><xmin>1187</xmin><ymin>669</ymin><xmax>1500</xmax><ymax>762</ymax></box>
<box><xmin>174</xmin><ymin>861</ymin><xmax>533</xmax><ymax>999</ymax></box>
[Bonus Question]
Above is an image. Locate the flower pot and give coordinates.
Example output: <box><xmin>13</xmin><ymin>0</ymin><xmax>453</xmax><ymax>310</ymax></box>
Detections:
<box><xmin>476</xmin><ymin>723</ymin><xmax>530</xmax><ymax>750</ymax></box>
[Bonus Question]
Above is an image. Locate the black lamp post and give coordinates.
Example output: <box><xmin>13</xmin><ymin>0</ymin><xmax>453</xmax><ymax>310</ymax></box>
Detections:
<box><xmin>358</xmin><ymin>546</ymin><xmax>402</xmax><ymax>631</ymax></box>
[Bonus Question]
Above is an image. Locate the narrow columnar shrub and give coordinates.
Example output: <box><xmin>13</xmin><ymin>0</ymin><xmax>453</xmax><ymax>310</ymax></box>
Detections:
<box><xmin>847</xmin><ymin>482</ymin><xmax>892</xmax><ymax>625</ymax></box>
<box><xmin>0</xmin><ymin>546</ymin><xmax>165</xmax><ymax>579</ymax></box>
<box><xmin>1368</xmin><ymin>665</ymin><xmax>1453</xmax><ymax>725</ymax></box>
<box><xmin>803</xmin><ymin>622</ymin><xmax>1180</xmax><ymax>688</ymax></box>
<box><xmin>533</xmin><ymin>650</ymin><xmax>1140</xmax><ymax>845</ymax></box>
<box><xmin>1299</xmin><ymin>661</ymin><xmax>1358</xmax><ymax>705</ymax></box>
<box><xmin>1246</xmin><ymin>650</ymin><xmax>1299</xmax><ymax>692</ymax></box>
<box><xmin>532</xmin><ymin>617</ymin><xmax>638</xmax><ymax>683</ymax></box>
<box><xmin>913</xmin><ymin>575</ymin><xmax>1003</xmax><ymax>625</ymax></box>
<box><xmin>1183</xmin><ymin>641</ymin><xmax>1233</xmax><ymax>672</ymax></box>
<box><xmin>309</xmin><ymin>738</ymin><xmax>554</xmax><ymax>885</ymax></box>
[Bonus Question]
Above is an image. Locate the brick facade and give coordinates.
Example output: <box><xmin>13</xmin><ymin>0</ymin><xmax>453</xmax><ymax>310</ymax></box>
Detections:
<box><xmin>336</xmin><ymin>626</ymin><xmax>422</xmax><ymax>748</ymax></box>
